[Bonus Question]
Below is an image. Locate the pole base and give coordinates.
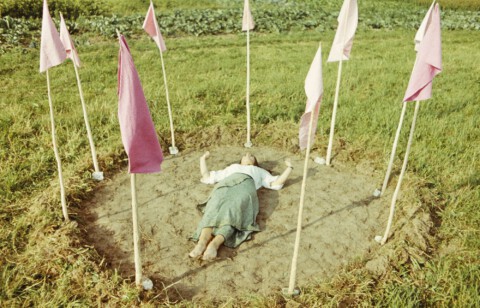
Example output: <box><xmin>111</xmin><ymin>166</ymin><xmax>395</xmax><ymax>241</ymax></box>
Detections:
<box><xmin>92</xmin><ymin>171</ymin><xmax>104</xmax><ymax>181</ymax></box>
<box><xmin>169</xmin><ymin>146</ymin><xmax>179</xmax><ymax>155</ymax></box>
<box><xmin>142</xmin><ymin>277</ymin><xmax>153</xmax><ymax>290</ymax></box>
<box><xmin>373</xmin><ymin>189</ymin><xmax>381</xmax><ymax>198</ymax></box>
<box><xmin>281</xmin><ymin>288</ymin><xmax>300</xmax><ymax>296</ymax></box>
<box><xmin>314</xmin><ymin>156</ymin><xmax>326</xmax><ymax>165</ymax></box>
<box><xmin>244</xmin><ymin>141</ymin><xmax>253</xmax><ymax>148</ymax></box>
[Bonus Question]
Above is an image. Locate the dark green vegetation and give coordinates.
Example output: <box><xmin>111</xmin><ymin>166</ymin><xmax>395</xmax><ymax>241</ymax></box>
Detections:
<box><xmin>1</xmin><ymin>0</ymin><xmax>479</xmax><ymax>53</ymax></box>
<box><xmin>1</xmin><ymin>0</ymin><xmax>479</xmax><ymax>306</ymax></box>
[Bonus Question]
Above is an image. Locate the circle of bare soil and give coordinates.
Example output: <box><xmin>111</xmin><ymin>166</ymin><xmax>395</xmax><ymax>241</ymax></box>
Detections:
<box><xmin>82</xmin><ymin>145</ymin><xmax>390</xmax><ymax>302</ymax></box>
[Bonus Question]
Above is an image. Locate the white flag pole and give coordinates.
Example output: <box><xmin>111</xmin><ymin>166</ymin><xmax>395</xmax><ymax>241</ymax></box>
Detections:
<box><xmin>287</xmin><ymin>103</ymin><xmax>317</xmax><ymax>294</ymax></box>
<box><xmin>325</xmin><ymin>0</ymin><xmax>352</xmax><ymax>166</ymax></box>
<box><xmin>375</xmin><ymin>101</ymin><xmax>420</xmax><ymax>245</ymax></box>
<box><xmin>72</xmin><ymin>63</ymin><xmax>103</xmax><ymax>180</ymax></box>
<box><xmin>325</xmin><ymin>59</ymin><xmax>343</xmax><ymax>165</ymax></box>
<box><xmin>46</xmin><ymin>69</ymin><xmax>69</xmax><ymax>222</ymax></box>
<box><xmin>158</xmin><ymin>47</ymin><xmax>178</xmax><ymax>155</ymax></box>
<box><xmin>244</xmin><ymin>10</ymin><xmax>252</xmax><ymax>148</ymax></box>
<box><xmin>130</xmin><ymin>173</ymin><xmax>143</xmax><ymax>286</ymax></box>
<box><xmin>373</xmin><ymin>102</ymin><xmax>408</xmax><ymax>197</ymax></box>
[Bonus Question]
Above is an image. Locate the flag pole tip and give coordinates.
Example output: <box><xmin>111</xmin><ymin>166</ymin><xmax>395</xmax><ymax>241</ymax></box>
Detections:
<box><xmin>169</xmin><ymin>146</ymin><xmax>179</xmax><ymax>155</ymax></box>
<box><xmin>142</xmin><ymin>277</ymin><xmax>154</xmax><ymax>290</ymax></box>
<box><xmin>281</xmin><ymin>288</ymin><xmax>300</xmax><ymax>297</ymax></box>
<box><xmin>373</xmin><ymin>189</ymin><xmax>381</xmax><ymax>198</ymax></box>
<box><xmin>374</xmin><ymin>235</ymin><xmax>384</xmax><ymax>244</ymax></box>
<box><xmin>92</xmin><ymin>171</ymin><xmax>104</xmax><ymax>181</ymax></box>
<box><xmin>244</xmin><ymin>141</ymin><xmax>253</xmax><ymax>148</ymax></box>
<box><xmin>314</xmin><ymin>156</ymin><xmax>326</xmax><ymax>165</ymax></box>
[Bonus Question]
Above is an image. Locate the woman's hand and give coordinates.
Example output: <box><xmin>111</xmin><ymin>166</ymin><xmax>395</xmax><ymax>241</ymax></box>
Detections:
<box><xmin>202</xmin><ymin>151</ymin><xmax>210</xmax><ymax>160</ymax></box>
<box><xmin>270</xmin><ymin>158</ymin><xmax>293</xmax><ymax>188</ymax></box>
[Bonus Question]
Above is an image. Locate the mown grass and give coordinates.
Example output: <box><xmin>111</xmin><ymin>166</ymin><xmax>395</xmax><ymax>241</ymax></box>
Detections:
<box><xmin>1</xmin><ymin>1</ymin><xmax>479</xmax><ymax>306</ymax></box>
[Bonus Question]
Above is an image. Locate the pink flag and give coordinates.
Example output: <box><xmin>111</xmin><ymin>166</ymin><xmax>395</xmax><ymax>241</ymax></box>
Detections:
<box><xmin>39</xmin><ymin>0</ymin><xmax>66</xmax><ymax>72</ymax></box>
<box><xmin>414</xmin><ymin>1</ymin><xmax>435</xmax><ymax>52</ymax></box>
<box><xmin>327</xmin><ymin>0</ymin><xmax>358</xmax><ymax>62</ymax></box>
<box><xmin>242</xmin><ymin>0</ymin><xmax>255</xmax><ymax>31</ymax></box>
<box><xmin>117</xmin><ymin>34</ymin><xmax>164</xmax><ymax>173</ymax></box>
<box><xmin>299</xmin><ymin>45</ymin><xmax>323</xmax><ymax>150</ymax></box>
<box><xmin>59</xmin><ymin>13</ymin><xmax>81</xmax><ymax>67</ymax></box>
<box><xmin>143</xmin><ymin>1</ymin><xmax>167</xmax><ymax>52</ymax></box>
<box><xmin>403</xmin><ymin>4</ymin><xmax>442</xmax><ymax>102</ymax></box>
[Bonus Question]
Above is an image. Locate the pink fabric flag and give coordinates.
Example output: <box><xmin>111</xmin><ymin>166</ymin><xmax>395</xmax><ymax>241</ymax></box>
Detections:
<box><xmin>39</xmin><ymin>0</ymin><xmax>66</xmax><ymax>72</ymax></box>
<box><xmin>327</xmin><ymin>0</ymin><xmax>358</xmax><ymax>62</ymax></box>
<box><xmin>59</xmin><ymin>13</ymin><xmax>81</xmax><ymax>67</ymax></box>
<box><xmin>299</xmin><ymin>45</ymin><xmax>324</xmax><ymax>150</ymax></box>
<box><xmin>414</xmin><ymin>1</ymin><xmax>435</xmax><ymax>52</ymax></box>
<box><xmin>242</xmin><ymin>0</ymin><xmax>255</xmax><ymax>31</ymax></box>
<box><xmin>403</xmin><ymin>4</ymin><xmax>442</xmax><ymax>102</ymax></box>
<box><xmin>117</xmin><ymin>34</ymin><xmax>164</xmax><ymax>173</ymax></box>
<box><xmin>143</xmin><ymin>1</ymin><xmax>167</xmax><ymax>52</ymax></box>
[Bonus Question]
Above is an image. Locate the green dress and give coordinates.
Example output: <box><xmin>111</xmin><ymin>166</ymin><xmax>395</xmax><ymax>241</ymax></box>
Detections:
<box><xmin>192</xmin><ymin>173</ymin><xmax>261</xmax><ymax>248</ymax></box>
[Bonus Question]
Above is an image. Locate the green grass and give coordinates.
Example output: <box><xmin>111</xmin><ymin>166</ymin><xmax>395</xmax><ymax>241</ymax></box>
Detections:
<box><xmin>1</xmin><ymin>28</ymin><xmax>479</xmax><ymax>306</ymax></box>
<box><xmin>406</xmin><ymin>0</ymin><xmax>480</xmax><ymax>10</ymax></box>
<box><xmin>102</xmin><ymin>0</ymin><xmax>232</xmax><ymax>14</ymax></box>
<box><xmin>1</xmin><ymin>0</ymin><xmax>479</xmax><ymax>306</ymax></box>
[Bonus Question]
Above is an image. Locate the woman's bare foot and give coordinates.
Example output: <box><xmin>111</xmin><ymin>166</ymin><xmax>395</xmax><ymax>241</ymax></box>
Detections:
<box><xmin>190</xmin><ymin>227</ymin><xmax>213</xmax><ymax>258</ymax></box>
<box><xmin>189</xmin><ymin>242</ymin><xmax>207</xmax><ymax>258</ymax></box>
<box><xmin>201</xmin><ymin>235</ymin><xmax>224</xmax><ymax>261</ymax></box>
<box><xmin>201</xmin><ymin>244</ymin><xmax>218</xmax><ymax>261</ymax></box>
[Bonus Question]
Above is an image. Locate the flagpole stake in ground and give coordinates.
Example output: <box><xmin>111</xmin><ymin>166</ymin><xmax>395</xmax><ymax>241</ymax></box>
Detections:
<box><xmin>143</xmin><ymin>2</ymin><xmax>178</xmax><ymax>155</ymax></box>
<box><xmin>117</xmin><ymin>32</ymin><xmax>164</xmax><ymax>287</ymax></box>
<box><xmin>141</xmin><ymin>277</ymin><xmax>153</xmax><ymax>290</ymax></box>
<box><xmin>325</xmin><ymin>0</ymin><xmax>358</xmax><ymax>165</ymax></box>
<box><xmin>376</xmin><ymin>2</ymin><xmax>441</xmax><ymax>245</ymax></box>
<box><xmin>242</xmin><ymin>0</ymin><xmax>254</xmax><ymax>148</ymax></box>
<box><xmin>281</xmin><ymin>288</ymin><xmax>300</xmax><ymax>296</ymax></box>
<box><xmin>376</xmin><ymin>101</ymin><xmax>408</xmax><ymax>197</ymax></box>
<box><xmin>92</xmin><ymin>172</ymin><xmax>104</xmax><ymax>181</ymax></box>
<box><xmin>288</xmin><ymin>43</ymin><xmax>323</xmax><ymax>295</ymax></box>
<box><xmin>314</xmin><ymin>156</ymin><xmax>326</xmax><ymax>165</ymax></box>
<box><xmin>169</xmin><ymin>146</ymin><xmax>179</xmax><ymax>155</ymax></box>
<box><xmin>60</xmin><ymin>13</ymin><xmax>103</xmax><ymax>179</ymax></box>
<box><xmin>40</xmin><ymin>0</ymin><xmax>68</xmax><ymax>221</ymax></box>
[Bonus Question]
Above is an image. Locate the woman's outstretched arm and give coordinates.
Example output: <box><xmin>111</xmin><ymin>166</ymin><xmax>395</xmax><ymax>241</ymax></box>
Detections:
<box><xmin>271</xmin><ymin>159</ymin><xmax>293</xmax><ymax>187</ymax></box>
<box><xmin>200</xmin><ymin>151</ymin><xmax>210</xmax><ymax>182</ymax></box>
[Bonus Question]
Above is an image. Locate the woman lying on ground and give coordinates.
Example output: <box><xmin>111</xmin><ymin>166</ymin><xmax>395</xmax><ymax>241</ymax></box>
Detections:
<box><xmin>189</xmin><ymin>151</ymin><xmax>293</xmax><ymax>261</ymax></box>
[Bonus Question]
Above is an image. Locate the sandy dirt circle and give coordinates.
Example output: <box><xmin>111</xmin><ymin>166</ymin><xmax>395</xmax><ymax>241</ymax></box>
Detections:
<box><xmin>83</xmin><ymin>146</ymin><xmax>388</xmax><ymax>301</ymax></box>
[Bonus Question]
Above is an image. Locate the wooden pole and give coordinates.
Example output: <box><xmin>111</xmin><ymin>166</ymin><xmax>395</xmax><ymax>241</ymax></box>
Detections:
<box><xmin>244</xmin><ymin>14</ymin><xmax>252</xmax><ymax>148</ymax></box>
<box><xmin>158</xmin><ymin>47</ymin><xmax>178</xmax><ymax>155</ymax></box>
<box><xmin>46</xmin><ymin>69</ymin><xmax>69</xmax><ymax>221</ymax></box>
<box><xmin>325</xmin><ymin>59</ymin><xmax>343</xmax><ymax>165</ymax></box>
<box><xmin>377</xmin><ymin>101</ymin><xmax>420</xmax><ymax>245</ymax></box>
<box><xmin>377</xmin><ymin>102</ymin><xmax>408</xmax><ymax>196</ymax></box>
<box><xmin>130</xmin><ymin>174</ymin><xmax>142</xmax><ymax>286</ymax></box>
<box><xmin>287</xmin><ymin>103</ymin><xmax>317</xmax><ymax>294</ymax></box>
<box><xmin>72</xmin><ymin>62</ymin><xmax>103</xmax><ymax>180</ymax></box>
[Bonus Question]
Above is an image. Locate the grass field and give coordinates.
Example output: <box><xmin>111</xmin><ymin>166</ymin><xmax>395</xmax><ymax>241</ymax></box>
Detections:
<box><xmin>1</xmin><ymin>0</ymin><xmax>479</xmax><ymax>306</ymax></box>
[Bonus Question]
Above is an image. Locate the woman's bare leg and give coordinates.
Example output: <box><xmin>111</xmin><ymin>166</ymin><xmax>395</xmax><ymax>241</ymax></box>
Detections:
<box><xmin>202</xmin><ymin>234</ymin><xmax>225</xmax><ymax>261</ymax></box>
<box><xmin>189</xmin><ymin>227</ymin><xmax>213</xmax><ymax>258</ymax></box>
